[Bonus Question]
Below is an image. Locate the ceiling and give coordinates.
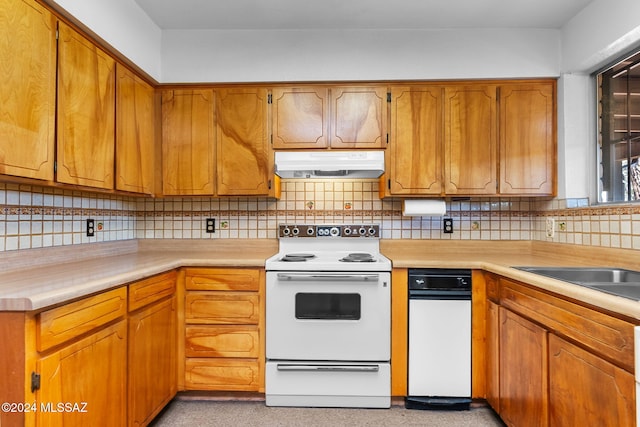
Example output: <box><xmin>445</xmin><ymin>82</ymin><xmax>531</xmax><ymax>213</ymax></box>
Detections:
<box><xmin>134</xmin><ymin>0</ymin><xmax>595</xmax><ymax>31</ymax></box>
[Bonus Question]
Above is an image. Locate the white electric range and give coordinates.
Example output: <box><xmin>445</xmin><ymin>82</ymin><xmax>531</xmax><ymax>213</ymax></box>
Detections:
<box><xmin>265</xmin><ymin>224</ymin><xmax>392</xmax><ymax>408</ymax></box>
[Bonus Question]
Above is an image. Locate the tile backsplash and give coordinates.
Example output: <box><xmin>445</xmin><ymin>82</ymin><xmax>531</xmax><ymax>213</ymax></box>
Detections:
<box><xmin>1</xmin><ymin>180</ymin><xmax>640</xmax><ymax>252</ymax></box>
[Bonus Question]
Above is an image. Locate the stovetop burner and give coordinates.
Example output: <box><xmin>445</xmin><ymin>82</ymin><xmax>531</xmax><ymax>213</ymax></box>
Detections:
<box><xmin>339</xmin><ymin>252</ymin><xmax>376</xmax><ymax>263</ymax></box>
<box><xmin>280</xmin><ymin>253</ymin><xmax>317</xmax><ymax>262</ymax></box>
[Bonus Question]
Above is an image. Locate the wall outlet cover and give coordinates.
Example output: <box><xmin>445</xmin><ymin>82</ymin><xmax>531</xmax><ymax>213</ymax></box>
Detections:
<box><xmin>545</xmin><ymin>218</ymin><xmax>555</xmax><ymax>238</ymax></box>
<box><xmin>443</xmin><ymin>218</ymin><xmax>454</xmax><ymax>234</ymax></box>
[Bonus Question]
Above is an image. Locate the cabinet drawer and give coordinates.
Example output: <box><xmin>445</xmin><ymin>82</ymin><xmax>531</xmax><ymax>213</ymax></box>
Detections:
<box><xmin>185</xmin><ymin>325</ymin><xmax>259</xmax><ymax>358</ymax></box>
<box><xmin>499</xmin><ymin>278</ymin><xmax>635</xmax><ymax>372</ymax></box>
<box><xmin>185</xmin><ymin>268</ymin><xmax>260</xmax><ymax>291</ymax></box>
<box><xmin>185</xmin><ymin>292</ymin><xmax>259</xmax><ymax>324</ymax></box>
<box><xmin>128</xmin><ymin>271</ymin><xmax>176</xmax><ymax>312</ymax></box>
<box><xmin>37</xmin><ymin>287</ymin><xmax>127</xmax><ymax>352</ymax></box>
<box><xmin>185</xmin><ymin>358</ymin><xmax>260</xmax><ymax>391</ymax></box>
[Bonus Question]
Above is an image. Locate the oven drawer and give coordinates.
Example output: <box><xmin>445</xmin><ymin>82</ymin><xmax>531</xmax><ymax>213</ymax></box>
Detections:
<box><xmin>265</xmin><ymin>361</ymin><xmax>390</xmax><ymax>408</ymax></box>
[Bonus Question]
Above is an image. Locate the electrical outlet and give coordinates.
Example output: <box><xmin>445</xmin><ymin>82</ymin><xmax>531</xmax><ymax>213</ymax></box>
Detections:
<box><xmin>86</xmin><ymin>219</ymin><xmax>95</xmax><ymax>237</ymax></box>
<box><xmin>545</xmin><ymin>218</ymin><xmax>555</xmax><ymax>238</ymax></box>
<box><xmin>205</xmin><ymin>218</ymin><xmax>216</xmax><ymax>233</ymax></box>
<box><xmin>443</xmin><ymin>218</ymin><xmax>454</xmax><ymax>234</ymax></box>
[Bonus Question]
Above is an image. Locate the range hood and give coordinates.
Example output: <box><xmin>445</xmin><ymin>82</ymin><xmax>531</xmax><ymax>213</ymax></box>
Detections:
<box><xmin>274</xmin><ymin>151</ymin><xmax>384</xmax><ymax>179</ymax></box>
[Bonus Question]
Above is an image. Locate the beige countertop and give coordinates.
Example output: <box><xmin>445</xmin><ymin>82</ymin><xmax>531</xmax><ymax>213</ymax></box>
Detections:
<box><xmin>1</xmin><ymin>238</ymin><xmax>639</xmax><ymax>320</ymax></box>
<box><xmin>0</xmin><ymin>239</ymin><xmax>278</xmax><ymax>311</ymax></box>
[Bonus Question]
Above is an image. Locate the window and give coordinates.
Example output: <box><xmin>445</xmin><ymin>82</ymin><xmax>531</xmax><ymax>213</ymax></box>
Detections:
<box><xmin>597</xmin><ymin>50</ymin><xmax>640</xmax><ymax>203</ymax></box>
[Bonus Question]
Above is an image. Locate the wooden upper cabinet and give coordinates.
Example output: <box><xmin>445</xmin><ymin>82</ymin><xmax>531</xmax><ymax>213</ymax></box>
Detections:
<box><xmin>115</xmin><ymin>65</ymin><xmax>156</xmax><ymax>195</ymax></box>
<box><xmin>388</xmin><ymin>86</ymin><xmax>443</xmax><ymax>195</ymax></box>
<box><xmin>56</xmin><ymin>22</ymin><xmax>115</xmax><ymax>190</ymax></box>
<box><xmin>0</xmin><ymin>0</ymin><xmax>56</xmax><ymax>181</ymax></box>
<box><xmin>215</xmin><ymin>87</ymin><xmax>271</xmax><ymax>196</ymax></box>
<box><xmin>444</xmin><ymin>85</ymin><xmax>497</xmax><ymax>195</ymax></box>
<box><xmin>499</xmin><ymin>82</ymin><xmax>556</xmax><ymax>196</ymax></box>
<box><xmin>330</xmin><ymin>86</ymin><xmax>388</xmax><ymax>148</ymax></box>
<box><xmin>161</xmin><ymin>89</ymin><xmax>215</xmax><ymax>195</ymax></box>
<box><xmin>272</xmin><ymin>87</ymin><xmax>329</xmax><ymax>149</ymax></box>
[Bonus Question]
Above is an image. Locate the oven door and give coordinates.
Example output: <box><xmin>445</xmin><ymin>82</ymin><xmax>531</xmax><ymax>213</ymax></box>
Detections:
<box><xmin>266</xmin><ymin>271</ymin><xmax>391</xmax><ymax>361</ymax></box>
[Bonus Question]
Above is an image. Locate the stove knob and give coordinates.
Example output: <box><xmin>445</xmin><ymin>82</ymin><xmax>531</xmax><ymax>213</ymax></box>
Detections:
<box><xmin>281</xmin><ymin>227</ymin><xmax>291</xmax><ymax>236</ymax></box>
<box><xmin>292</xmin><ymin>227</ymin><xmax>300</xmax><ymax>236</ymax></box>
<box><xmin>329</xmin><ymin>227</ymin><xmax>340</xmax><ymax>237</ymax></box>
<box><xmin>358</xmin><ymin>227</ymin><xmax>367</xmax><ymax>236</ymax></box>
<box><xmin>306</xmin><ymin>226</ymin><xmax>315</xmax><ymax>236</ymax></box>
<box><xmin>368</xmin><ymin>227</ymin><xmax>377</xmax><ymax>236</ymax></box>
<box><xmin>343</xmin><ymin>227</ymin><xmax>352</xmax><ymax>236</ymax></box>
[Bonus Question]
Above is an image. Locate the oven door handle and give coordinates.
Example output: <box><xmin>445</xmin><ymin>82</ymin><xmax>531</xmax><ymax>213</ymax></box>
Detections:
<box><xmin>276</xmin><ymin>273</ymin><xmax>380</xmax><ymax>282</ymax></box>
<box><xmin>276</xmin><ymin>364</ymin><xmax>380</xmax><ymax>372</ymax></box>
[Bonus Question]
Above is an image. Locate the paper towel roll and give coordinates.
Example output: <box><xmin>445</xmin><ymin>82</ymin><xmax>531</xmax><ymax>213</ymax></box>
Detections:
<box><xmin>402</xmin><ymin>199</ymin><xmax>446</xmax><ymax>216</ymax></box>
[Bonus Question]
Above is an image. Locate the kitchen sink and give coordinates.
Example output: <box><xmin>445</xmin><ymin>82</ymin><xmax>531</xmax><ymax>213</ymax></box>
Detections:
<box><xmin>515</xmin><ymin>267</ymin><xmax>640</xmax><ymax>300</ymax></box>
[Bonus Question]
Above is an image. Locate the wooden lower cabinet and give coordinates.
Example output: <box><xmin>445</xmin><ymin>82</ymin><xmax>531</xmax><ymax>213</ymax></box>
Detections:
<box><xmin>37</xmin><ymin>320</ymin><xmax>127</xmax><ymax>426</ymax></box>
<box><xmin>499</xmin><ymin>307</ymin><xmax>548</xmax><ymax>427</ymax></box>
<box><xmin>548</xmin><ymin>334</ymin><xmax>635</xmax><ymax>427</ymax></box>
<box><xmin>128</xmin><ymin>271</ymin><xmax>177</xmax><ymax>427</ymax></box>
<box><xmin>183</xmin><ymin>268</ymin><xmax>264</xmax><ymax>392</ymax></box>
<box><xmin>486</xmin><ymin>274</ymin><xmax>638</xmax><ymax>427</ymax></box>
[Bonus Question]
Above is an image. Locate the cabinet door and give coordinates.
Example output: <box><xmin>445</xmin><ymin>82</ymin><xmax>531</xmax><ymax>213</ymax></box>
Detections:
<box><xmin>330</xmin><ymin>86</ymin><xmax>388</xmax><ymax>148</ymax></box>
<box><xmin>499</xmin><ymin>83</ymin><xmax>556</xmax><ymax>195</ymax></box>
<box><xmin>388</xmin><ymin>86</ymin><xmax>443</xmax><ymax>195</ymax></box>
<box><xmin>499</xmin><ymin>307</ymin><xmax>548</xmax><ymax>427</ymax></box>
<box><xmin>57</xmin><ymin>22</ymin><xmax>115</xmax><ymax>189</ymax></box>
<box><xmin>37</xmin><ymin>320</ymin><xmax>127</xmax><ymax>427</ymax></box>
<box><xmin>486</xmin><ymin>300</ymin><xmax>500</xmax><ymax>412</ymax></box>
<box><xmin>0</xmin><ymin>0</ymin><xmax>56</xmax><ymax>180</ymax></box>
<box><xmin>444</xmin><ymin>85</ymin><xmax>497</xmax><ymax>195</ymax></box>
<box><xmin>272</xmin><ymin>87</ymin><xmax>329</xmax><ymax>149</ymax></box>
<box><xmin>161</xmin><ymin>89</ymin><xmax>215</xmax><ymax>195</ymax></box>
<box><xmin>116</xmin><ymin>65</ymin><xmax>155</xmax><ymax>194</ymax></box>
<box><xmin>548</xmin><ymin>334</ymin><xmax>635</xmax><ymax>427</ymax></box>
<box><xmin>215</xmin><ymin>88</ymin><xmax>271</xmax><ymax>195</ymax></box>
<box><xmin>129</xmin><ymin>297</ymin><xmax>176</xmax><ymax>427</ymax></box>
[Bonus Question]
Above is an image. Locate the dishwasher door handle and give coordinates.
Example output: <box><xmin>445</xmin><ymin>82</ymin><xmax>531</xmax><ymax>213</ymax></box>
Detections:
<box><xmin>277</xmin><ymin>364</ymin><xmax>380</xmax><ymax>373</ymax></box>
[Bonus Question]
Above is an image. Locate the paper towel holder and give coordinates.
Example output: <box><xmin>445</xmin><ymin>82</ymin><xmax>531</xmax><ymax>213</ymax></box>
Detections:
<box><xmin>402</xmin><ymin>199</ymin><xmax>447</xmax><ymax>217</ymax></box>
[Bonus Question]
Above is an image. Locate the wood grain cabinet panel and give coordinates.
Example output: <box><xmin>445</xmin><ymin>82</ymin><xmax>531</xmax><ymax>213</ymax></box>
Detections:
<box><xmin>499</xmin><ymin>307</ymin><xmax>548</xmax><ymax>427</ymax></box>
<box><xmin>499</xmin><ymin>82</ymin><xmax>556</xmax><ymax>195</ymax></box>
<box><xmin>0</xmin><ymin>0</ymin><xmax>56</xmax><ymax>180</ymax></box>
<box><xmin>185</xmin><ymin>268</ymin><xmax>260</xmax><ymax>292</ymax></box>
<box><xmin>215</xmin><ymin>87</ymin><xmax>271</xmax><ymax>196</ymax></box>
<box><xmin>486</xmin><ymin>300</ymin><xmax>500</xmax><ymax>412</ymax></box>
<box><xmin>128</xmin><ymin>296</ymin><xmax>176</xmax><ymax>427</ymax></box>
<box><xmin>185</xmin><ymin>292</ymin><xmax>259</xmax><ymax>325</ymax></box>
<box><xmin>37</xmin><ymin>320</ymin><xmax>127</xmax><ymax>427</ymax></box>
<box><xmin>444</xmin><ymin>85</ymin><xmax>497</xmax><ymax>195</ymax></box>
<box><xmin>185</xmin><ymin>359</ymin><xmax>260</xmax><ymax>391</ymax></box>
<box><xmin>387</xmin><ymin>86</ymin><xmax>443</xmax><ymax>195</ymax></box>
<box><xmin>161</xmin><ymin>89</ymin><xmax>215</xmax><ymax>195</ymax></box>
<box><xmin>548</xmin><ymin>334</ymin><xmax>635</xmax><ymax>427</ymax></box>
<box><xmin>37</xmin><ymin>286</ymin><xmax>127</xmax><ymax>352</ymax></box>
<box><xmin>272</xmin><ymin>86</ymin><xmax>329</xmax><ymax>149</ymax></box>
<box><xmin>116</xmin><ymin>65</ymin><xmax>156</xmax><ymax>195</ymax></box>
<box><xmin>128</xmin><ymin>271</ymin><xmax>177</xmax><ymax>312</ymax></box>
<box><xmin>185</xmin><ymin>325</ymin><xmax>259</xmax><ymax>358</ymax></box>
<box><xmin>330</xmin><ymin>86</ymin><xmax>388</xmax><ymax>148</ymax></box>
<box><xmin>56</xmin><ymin>22</ymin><xmax>115</xmax><ymax>189</ymax></box>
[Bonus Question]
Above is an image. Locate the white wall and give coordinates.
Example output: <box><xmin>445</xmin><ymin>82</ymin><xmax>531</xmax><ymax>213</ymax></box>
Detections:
<box><xmin>49</xmin><ymin>0</ymin><xmax>162</xmax><ymax>81</ymax></box>
<box><xmin>161</xmin><ymin>28</ymin><xmax>560</xmax><ymax>83</ymax></box>
<box><xmin>557</xmin><ymin>0</ymin><xmax>640</xmax><ymax>199</ymax></box>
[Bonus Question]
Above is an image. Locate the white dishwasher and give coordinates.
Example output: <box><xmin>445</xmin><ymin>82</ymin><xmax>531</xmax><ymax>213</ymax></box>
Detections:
<box><xmin>406</xmin><ymin>269</ymin><xmax>472</xmax><ymax>410</ymax></box>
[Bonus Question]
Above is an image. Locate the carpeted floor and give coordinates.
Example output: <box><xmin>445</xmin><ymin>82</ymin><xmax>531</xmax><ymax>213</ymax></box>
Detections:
<box><xmin>150</xmin><ymin>400</ymin><xmax>506</xmax><ymax>427</ymax></box>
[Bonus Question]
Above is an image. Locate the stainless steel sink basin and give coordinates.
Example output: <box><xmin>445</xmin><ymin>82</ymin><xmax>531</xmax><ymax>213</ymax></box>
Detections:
<box><xmin>515</xmin><ymin>267</ymin><xmax>640</xmax><ymax>300</ymax></box>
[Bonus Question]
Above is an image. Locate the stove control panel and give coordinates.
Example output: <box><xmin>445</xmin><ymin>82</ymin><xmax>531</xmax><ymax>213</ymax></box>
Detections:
<box><xmin>279</xmin><ymin>224</ymin><xmax>380</xmax><ymax>238</ymax></box>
